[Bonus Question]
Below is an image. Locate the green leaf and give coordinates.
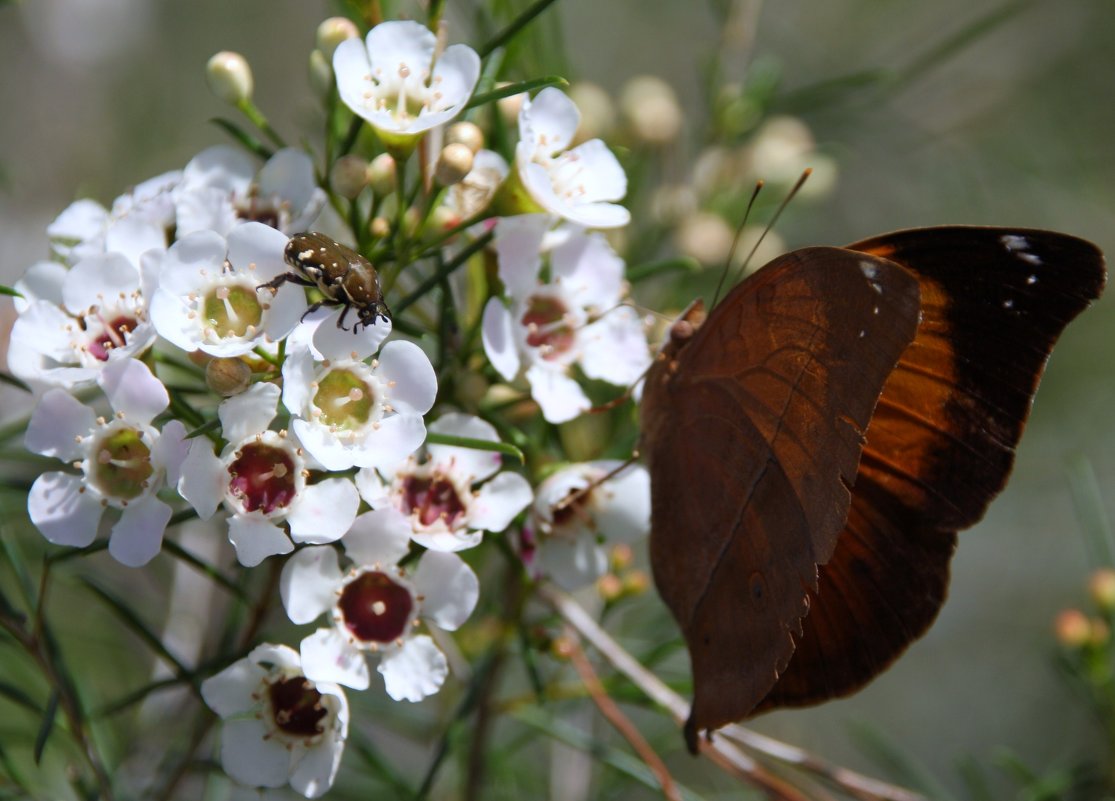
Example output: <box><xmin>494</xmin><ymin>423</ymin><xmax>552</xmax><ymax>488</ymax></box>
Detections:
<box><xmin>465</xmin><ymin>76</ymin><xmax>569</xmax><ymax>110</ymax></box>
<box><xmin>0</xmin><ymin>285</ymin><xmax>23</xmax><ymax>298</ymax></box>
<box><xmin>161</xmin><ymin>539</ymin><xmax>247</xmax><ymax>601</ymax></box>
<box><xmin>209</xmin><ymin>117</ymin><xmax>274</xmax><ymax>162</ymax></box>
<box><xmin>0</xmin><ymin>372</ymin><xmax>31</xmax><ymax>393</ymax></box>
<box><xmin>478</xmin><ymin>0</ymin><xmax>563</xmax><ymax>58</ymax></box>
<box><xmin>424</xmin><ymin>432</ymin><xmax>525</xmax><ymax>465</ymax></box>
<box><xmin>626</xmin><ymin>257</ymin><xmax>701</xmax><ymax>283</ymax></box>
<box><xmin>0</xmin><ymin>679</ymin><xmax>41</xmax><ymax>714</ymax></box>
<box><xmin>350</xmin><ymin>732</ymin><xmax>417</xmax><ymax>798</ymax></box>
<box><xmin>33</xmin><ymin>690</ymin><xmax>59</xmax><ymax>764</ymax></box>
<box><xmin>183</xmin><ymin>418</ymin><xmax>221</xmax><ymax>440</ymax></box>
<box><xmin>95</xmin><ymin>677</ymin><xmax>182</xmax><ymax>718</ymax></box>
<box><xmin>393</xmin><ymin>230</ymin><xmax>493</xmax><ymax>316</ymax></box>
<box><xmin>850</xmin><ymin>720</ymin><xmax>959</xmax><ymax>801</ymax></box>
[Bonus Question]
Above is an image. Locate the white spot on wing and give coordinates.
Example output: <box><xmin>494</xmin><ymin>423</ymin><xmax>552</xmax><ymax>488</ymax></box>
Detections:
<box><xmin>859</xmin><ymin>261</ymin><xmax>884</xmax><ymax>294</ymax></box>
<box><xmin>999</xmin><ymin>234</ymin><xmax>1043</xmax><ymax>266</ymax></box>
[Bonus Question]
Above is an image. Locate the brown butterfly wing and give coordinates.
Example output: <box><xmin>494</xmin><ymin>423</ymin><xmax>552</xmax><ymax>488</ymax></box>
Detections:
<box><xmin>755</xmin><ymin>227</ymin><xmax>1106</xmax><ymax>711</ymax></box>
<box><xmin>642</xmin><ymin>247</ymin><xmax>921</xmax><ymax>747</ymax></box>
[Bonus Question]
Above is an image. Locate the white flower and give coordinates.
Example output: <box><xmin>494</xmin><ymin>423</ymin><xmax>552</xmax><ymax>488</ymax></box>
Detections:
<box><xmin>178</xmin><ymin>382</ymin><xmax>360</xmax><ymax>567</ymax></box>
<box><xmin>444</xmin><ymin>149</ymin><xmax>509</xmax><ymax>222</ymax></box>
<box><xmin>175</xmin><ymin>145</ymin><xmax>326</xmax><ymax>237</ymax></box>
<box><xmin>333</xmin><ymin>20</ymin><xmax>480</xmax><ymax>143</ymax></box>
<box><xmin>532</xmin><ymin>460</ymin><xmax>650</xmax><ymax>589</ymax></box>
<box><xmin>9</xmin><ymin>250</ymin><xmax>158</xmax><ymax>389</ymax></box>
<box><xmin>282</xmin><ymin>509</ymin><xmax>478</xmax><ymax>699</ymax></box>
<box><xmin>356</xmin><ymin>413</ymin><xmax>532</xmax><ymax>552</ymax></box>
<box><xmin>514</xmin><ymin>88</ymin><xmax>629</xmax><ymax>228</ymax></box>
<box><xmin>282</xmin><ymin>337</ymin><xmax>436</xmax><ymax>472</ymax></box>
<box><xmin>149</xmin><ymin>222</ymin><xmax>305</xmax><ymax>357</ymax></box>
<box><xmin>201</xmin><ymin>643</ymin><xmax>348</xmax><ymax>798</ymax></box>
<box><xmin>25</xmin><ymin>358</ymin><xmax>187</xmax><ymax>567</ymax></box>
<box><xmin>481</xmin><ymin>216</ymin><xmax>651</xmax><ymax>422</ymax></box>
<box><xmin>47</xmin><ymin>170</ymin><xmax>180</xmax><ymax>266</ymax></box>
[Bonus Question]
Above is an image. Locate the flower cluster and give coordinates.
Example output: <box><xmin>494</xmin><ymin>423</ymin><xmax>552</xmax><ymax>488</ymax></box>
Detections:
<box><xmin>5</xmin><ymin>14</ymin><xmax>657</xmax><ymax>798</ymax></box>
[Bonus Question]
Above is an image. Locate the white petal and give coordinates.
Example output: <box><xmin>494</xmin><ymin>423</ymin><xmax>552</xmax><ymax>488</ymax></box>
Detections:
<box><xmin>148</xmin><ymin>287</ymin><xmax>201</xmax><ymax>354</ymax></box>
<box><xmin>280</xmin><ymin>546</ymin><xmax>343</xmax><ymax>624</ymax></box>
<box><xmin>525</xmin><ymin>364</ymin><xmax>590</xmax><ymax>423</ymax></box>
<box><xmin>109</xmin><ymin>497</ymin><xmax>172</xmax><ymax>567</ymax></box>
<box><xmin>181</xmin><ymin>145</ymin><xmax>255</xmax><ymax>194</ymax></box>
<box><xmin>178</xmin><ymin>438</ymin><xmax>225</xmax><ymax>520</ymax></box>
<box><xmin>257</xmin><ymin>149</ymin><xmax>319</xmax><ymax>224</ymax></box>
<box><xmin>220</xmin><ymin>718</ymin><xmax>290</xmax><ymax>789</ymax></box>
<box><xmin>429</xmin><ymin>44</ymin><xmax>481</xmax><ymax>112</ymax></box>
<box><xmin>351</xmin><ymin>414</ymin><xmax>427</xmax><ymax>470</ymax></box>
<box><xmin>365</xmin><ymin>20</ymin><xmax>436</xmax><ymax>79</ymax></box>
<box><xmin>152</xmin><ymin>420</ymin><xmax>189</xmax><ymax>486</ymax></box>
<box><xmin>48</xmin><ymin>199</ymin><xmax>107</xmax><ymax>246</ymax></box>
<box><xmin>592</xmin><ymin>462</ymin><xmax>651</xmax><ymax>543</ymax></box>
<box><xmin>98</xmin><ymin>358</ymin><xmax>169</xmax><ymax>425</ymax></box>
<box><xmin>288</xmin><ymin>479</ymin><xmax>360</xmax><ymax>545</ymax></box>
<box><xmin>379</xmin><ymin>635</ymin><xmax>448</xmax><ymax>702</ymax></box>
<box><xmin>354</xmin><ymin>466</ymin><xmax>391</xmax><ymax>508</ymax></box>
<box><xmin>538</xmin><ymin>537</ymin><xmax>607</xmax><ymax>590</ymax></box>
<box><xmin>341</xmin><ymin>508</ymin><xmax>412</xmax><ymax>568</ymax></box>
<box><xmin>428</xmin><ymin>413</ymin><xmax>503</xmax><ymax>481</ymax></box>
<box><xmin>565</xmin><ymin>139</ymin><xmax>628</xmax><ymax>204</ymax></box>
<box><xmin>14</xmin><ymin>261</ymin><xmax>67</xmax><ymax>309</ymax></box>
<box><xmin>411</xmin><ymin>529</ymin><xmax>484</xmax><ymax>553</ymax></box>
<box><xmin>520</xmin><ymin>162</ymin><xmax>629</xmax><ymax>229</ymax></box>
<box><xmin>481</xmin><ymin>298</ymin><xmax>520</xmax><ymax>381</ymax></box>
<box><xmin>470</xmin><ymin>472</ymin><xmax>533</xmax><ymax>532</ymax></box>
<box><xmin>28</xmin><ymin>472</ymin><xmax>104</xmax><ymax>547</ymax></box>
<box><xmin>156</xmin><ymin>230</ymin><xmax>228</xmax><ymax>296</ymax></box>
<box><xmin>103</xmin><ymin>216</ymin><xmax>167</xmax><ymax>267</ymax></box>
<box><xmin>228</xmin><ymin>515</ymin><xmax>293</xmax><ymax>567</ymax></box>
<box><xmin>201</xmin><ymin>654</ymin><xmax>267</xmax><ymax>717</ymax></box>
<box><xmin>173</xmin><ymin>186</ymin><xmax>237</xmax><ymax>238</ymax></box>
<box><xmin>414</xmin><ymin>551</ymin><xmax>478</xmax><ymax>631</ymax></box>
<box><xmin>290</xmin><ymin>419</ymin><xmax>360</xmax><ymax>472</ymax></box>
<box><xmin>551</xmin><ymin>230</ymin><xmax>624</xmax><ymax>307</ymax></box>
<box><xmin>520</xmin><ymin>88</ymin><xmax>580</xmax><ymax>156</ymax></box>
<box><xmin>249</xmin><ymin>642</ymin><xmax>303</xmax><ymax>672</ymax></box>
<box><xmin>289</xmin><ymin>722</ymin><xmax>345</xmax><ymax>798</ymax></box>
<box><xmin>227</xmin><ymin>221</ymin><xmax>289</xmax><ymax>283</ymax></box>
<box><xmin>579</xmin><ymin>307</ymin><xmax>651</xmax><ymax>386</ymax></box>
<box><xmin>219</xmin><ymin>381</ymin><xmax>280</xmax><ymax>444</ymax></box>
<box><xmin>377</xmin><ymin>341</ymin><xmax>437</xmax><ymax>415</ymax></box>
<box><xmin>494</xmin><ymin>214</ymin><xmax>549</xmax><ymax>297</ymax></box>
<box><xmin>333</xmin><ymin>38</ymin><xmax>374</xmax><ymax>121</ymax></box>
<box><xmin>280</xmin><ymin>346</ymin><xmax>315</xmax><ymax>415</ymax></box>
<box><xmin>25</xmin><ymin>390</ymin><xmax>95</xmax><ymax>460</ymax></box>
<box><xmin>312</xmin><ymin>308</ymin><xmax>392</xmax><ymax>362</ymax></box>
<box><xmin>300</xmin><ymin>628</ymin><xmax>369</xmax><ymax>690</ymax></box>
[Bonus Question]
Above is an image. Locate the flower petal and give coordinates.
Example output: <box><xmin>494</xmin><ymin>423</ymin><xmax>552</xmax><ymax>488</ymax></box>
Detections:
<box><xmin>201</xmin><ymin>654</ymin><xmax>268</xmax><ymax>717</ymax></box>
<box><xmin>288</xmin><ymin>478</ymin><xmax>360</xmax><ymax>545</ymax></box>
<box><xmin>312</xmin><ymin>308</ymin><xmax>392</xmax><ymax>362</ymax></box>
<box><xmin>152</xmin><ymin>420</ymin><xmax>189</xmax><ymax>486</ymax></box>
<box><xmin>25</xmin><ymin>390</ymin><xmax>95</xmax><ymax>460</ymax></box>
<box><xmin>220</xmin><ymin>718</ymin><xmax>290</xmax><ymax>789</ymax></box>
<box><xmin>280</xmin><ymin>546</ymin><xmax>343</xmax><ymax>624</ymax></box>
<box><xmin>178</xmin><ymin>439</ymin><xmax>225</xmax><ymax>520</ymax></box>
<box><xmin>470</xmin><ymin>471</ymin><xmax>533</xmax><ymax>532</ymax></box>
<box><xmin>520</xmin><ymin>87</ymin><xmax>580</xmax><ymax>156</ymax></box>
<box><xmin>341</xmin><ymin>508</ymin><xmax>412</xmax><ymax>568</ymax></box>
<box><xmin>494</xmin><ymin>214</ymin><xmax>549</xmax><ymax>297</ymax></box>
<box><xmin>410</xmin><ymin>528</ymin><xmax>483</xmax><ymax>553</ymax></box>
<box><xmin>551</xmin><ymin>229</ymin><xmax>624</xmax><ymax>307</ymax></box>
<box><xmin>377</xmin><ymin>340</ymin><xmax>437</xmax><ymax>415</ymax></box>
<box><xmin>28</xmin><ymin>472</ymin><xmax>104</xmax><ymax>548</ymax></box>
<box><xmin>289</xmin><ymin>706</ymin><xmax>347</xmax><ymax>798</ymax></box>
<box><xmin>428</xmin><ymin>413</ymin><xmax>503</xmax><ymax>482</ymax></box>
<box><xmin>301</xmin><ymin>628</ymin><xmax>369</xmax><ymax>690</ymax></box>
<box><xmin>181</xmin><ymin>145</ymin><xmax>255</xmax><ymax>195</ymax></box>
<box><xmin>481</xmin><ymin>298</ymin><xmax>520</xmax><ymax>381</ymax></box>
<box><xmin>430</xmin><ymin>43</ymin><xmax>481</xmax><ymax>113</ymax></box>
<box><xmin>565</xmin><ymin>139</ymin><xmax>628</xmax><ymax>204</ymax></box>
<box><xmin>219</xmin><ymin>381</ymin><xmax>280</xmax><ymax>445</ymax></box>
<box><xmin>592</xmin><ymin>463</ymin><xmax>651</xmax><ymax>543</ymax></box>
<box><xmin>109</xmin><ymin>496</ymin><xmax>172</xmax><ymax>567</ymax></box>
<box><xmin>14</xmin><ymin>261</ymin><xmax>67</xmax><ymax>310</ymax></box>
<box><xmin>414</xmin><ymin>551</ymin><xmax>478</xmax><ymax>631</ymax></box>
<box><xmin>351</xmin><ymin>413</ymin><xmax>427</xmax><ymax>470</ymax></box>
<box><xmin>365</xmin><ymin>20</ymin><xmax>436</xmax><ymax>78</ymax></box>
<box><xmin>524</xmin><ymin>364</ymin><xmax>590</xmax><ymax>423</ymax></box>
<box><xmin>227</xmin><ymin>221</ymin><xmax>289</xmax><ymax>284</ymax></box>
<box><xmin>354</xmin><ymin>466</ymin><xmax>391</xmax><ymax>508</ymax></box>
<box><xmin>537</xmin><ymin>536</ymin><xmax>607</xmax><ymax>590</ymax></box>
<box><xmin>227</xmin><ymin>515</ymin><xmax>292</xmax><ymax>567</ymax></box>
<box><xmin>256</xmin><ymin>148</ymin><xmax>321</xmax><ymax>225</ymax></box>
<box><xmin>578</xmin><ymin>307</ymin><xmax>650</xmax><ymax>386</ymax></box>
<box><xmin>281</xmin><ymin>346</ymin><xmax>315</xmax><ymax>415</ymax></box>
<box><xmin>98</xmin><ymin>358</ymin><xmax>169</xmax><ymax>425</ymax></box>
<box><xmin>378</xmin><ymin>635</ymin><xmax>448</xmax><ymax>701</ymax></box>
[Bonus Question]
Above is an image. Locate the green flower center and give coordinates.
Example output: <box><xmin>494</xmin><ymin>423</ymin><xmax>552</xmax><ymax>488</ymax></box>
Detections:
<box><xmin>203</xmin><ymin>283</ymin><xmax>263</xmax><ymax>338</ymax></box>
<box><xmin>314</xmin><ymin>369</ymin><xmax>375</xmax><ymax>429</ymax></box>
<box><xmin>92</xmin><ymin>427</ymin><xmax>154</xmax><ymax>501</ymax></box>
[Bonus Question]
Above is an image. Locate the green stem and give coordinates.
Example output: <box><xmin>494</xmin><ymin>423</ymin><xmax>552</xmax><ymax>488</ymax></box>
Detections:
<box><xmin>235</xmin><ymin>98</ymin><xmax>287</xmax><ymax>149</ymax></box>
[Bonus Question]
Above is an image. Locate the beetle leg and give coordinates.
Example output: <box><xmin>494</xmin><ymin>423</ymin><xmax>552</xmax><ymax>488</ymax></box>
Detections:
<box><xmin>258</xmin><ymin>272</ymin><xmax>316</xmax><ymax>294</ymax></box>
<box><xmin>335</xmin><ymin>304</ymin><xmax>352</xmax><ymax>331</ymax></box>
<box><xmin>299</xmin><ymin>298</ymin><xmax>330</xmax><ymax>323</ymax></box>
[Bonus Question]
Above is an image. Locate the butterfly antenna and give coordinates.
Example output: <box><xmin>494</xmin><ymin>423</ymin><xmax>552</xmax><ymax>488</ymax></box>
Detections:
<box><xmin>711</xmin><ymin>179</ymin><xmax>764</xmax><ymax>309</ymax></box>
<box><xmin>726</xmin><ymin>168</ymin><xmax>812</xmax><ymax>291</ymax></box>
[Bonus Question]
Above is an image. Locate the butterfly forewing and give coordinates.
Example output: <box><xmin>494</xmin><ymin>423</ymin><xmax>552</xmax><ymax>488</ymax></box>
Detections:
<box><xmin>752</xmin><ymin>227</ymin><xmax>1105</xmax><ymax>711</ymax></box>
<box><xmin>642</xmin><ymin>247</ymin><xmax>921</xmax><ymax>746</ymax></box>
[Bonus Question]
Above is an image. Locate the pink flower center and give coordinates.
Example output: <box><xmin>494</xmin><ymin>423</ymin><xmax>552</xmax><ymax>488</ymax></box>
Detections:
<box><xmin>88</xmin><ymin>315</ymin><xmax>137</xmax><ymax>361</ymax></box>
<box><xmin>521</xmin><ymin>295</ymin><xmax>574</xmax><ymax>360</ymax></box>
<box><xmin>338</xmin><ymin>570</ymin><xmax>414</xmax><ymax>644</ymax></box>
<box><xmin>227</xmin><ymin>443</ymin><xmax>296</xmax><ymax>514</ymax></box>
<box><xmin>401</xmin><ymin>474</ymin><xmax>466</xmax><ymax>528</ymax></box>
<box><xmin>267</xmin><ymin>675</ymin><xmax>327</xmax><ymax>737</ymax></box>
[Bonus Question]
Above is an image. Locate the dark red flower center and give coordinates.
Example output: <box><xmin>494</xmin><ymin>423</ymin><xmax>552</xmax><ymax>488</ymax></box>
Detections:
<box><xmin>88</xmin><ymin>315</ymin><xmax>137</xmax><ymax>361</ymax></box>
<box><xmin>338</xmin><ymin>570</ymin><xmax>414</xmax><ymax>644</ymax></box>
<box><xmin>521</xmin><ymin>295</ymin><xmax>574</xmax><ymax>359</ymax></box>
<box><xmin>402</xmin><ymin>474</ymin><xmax>466</xmax><ymax>528</ymax></box>
<box><xmin>267</xmin><ymin>675</ymin><xmax>328</xmax><ymax>738</ymax></box>
<box><xmin>227</xmin><ymin>443</ymin><xmax>296</xmax><ymax>514</ymax></box>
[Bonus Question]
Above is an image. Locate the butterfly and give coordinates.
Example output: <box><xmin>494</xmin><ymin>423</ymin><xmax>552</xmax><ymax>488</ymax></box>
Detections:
<box><xmin>639</xmin><ymin>226</ymin><xmax>1106</xmax><ymax>752</ymax></box>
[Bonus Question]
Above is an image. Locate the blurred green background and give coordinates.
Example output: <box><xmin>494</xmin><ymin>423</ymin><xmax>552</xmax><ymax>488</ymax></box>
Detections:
<box><xmin>0</xmin><ymin>0</ymin><xmax>1112</xmax><ymax>797</ymax></box>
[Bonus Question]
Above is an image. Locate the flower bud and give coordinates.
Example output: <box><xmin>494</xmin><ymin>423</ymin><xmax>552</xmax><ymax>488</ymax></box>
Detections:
<box><xmin>369</xmin><ymin>216</ymin><xmax>391</xmax><ymax>239</ymax></box>
<box><xmin>569</xmin><ymin>81</ymin><xmax>615</xmax><ymax>144</ymax></box>
<box><xmin>1089</xmin><ymin>568</ymin><xmax>1115</xmax><ymax>612</ymax></box>
<box><xmin>330</xmin><ymin>155</ymin><xmax>369</xmax><ymax>199</ymax></box>
<box><xmin>611</xmin><ymin>543</ymin><xmax>634</xmax><ymax>571</ymax></box>
<box><xmin>435</xmin><ymin>143</ymin><xmax>475</xmax><ymax>186</ymax></box>
<box><xmin>496</xmin><ymin>83</ymin><xmax>526</xmax><ymax>124</ymax></box>
<box><xmin>428</xmin><ymin>204</ymin><xmax>461</xmax><ymax>235</ymax></box>
<box><xmin>367</xmin><ymin>153</ymin><xmax>397</xmax><ymax>196</ymax></box>
<box><xmin>597</xmin><ymin>573</ymin><xmax>624</xmax><ymax>601</ymax></box>
<box><xmin>206</xmin><ymin>51</ymin><xmax>253</xmax><ymax>104</ymax></box>
<box><xmin>619</xmin><ymin>75</ymin><xmax>682</xmax><ymax>146</ymax></box>
<box><xmin>1091</xmin><ymin>618</ymin><xmax>1111</xmax><ymax>647</ymax></box>
<box><xmin>308</xmin><ymin>49</ymin><xmax>333</xmax><ymax>99</ymax></box>
<box><xmin>1055</xmin><ymin>608</ymin><xmax>1092</xmax><ymax>648</ymax></box>
<box><xmin>446</xmin><ymin>121</ymin><xmax>484</xmax><ymax>154</ymax></box>
<box><xmin>455</xmin><ymin>370</ymin><xmax>489</xmax><ymax>409</ymax></box>
<box><xmin>650</xmin><ymin>184</ymin><xmax>697</xmax><ymax>226</ymax></box>
<box><xmin>623</xmin><ymin>570</ymin><xmax>650</xmax><ymax>596</ymax></box>
<box><xmin>317</xmin><ymin>16</ymin><xmax>359</xmax><ymax>60</ymax></box>
<box><xmin>206</xmin><ymin>357</ymin><xmax>252</xmax><ymax>397</ymax></box>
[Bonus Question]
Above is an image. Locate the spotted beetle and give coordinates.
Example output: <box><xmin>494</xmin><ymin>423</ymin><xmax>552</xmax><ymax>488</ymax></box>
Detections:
<box><xmin>258</xmin><ymin>232</ymin><xmax>391</xmax><ymax>331</ymax></box>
